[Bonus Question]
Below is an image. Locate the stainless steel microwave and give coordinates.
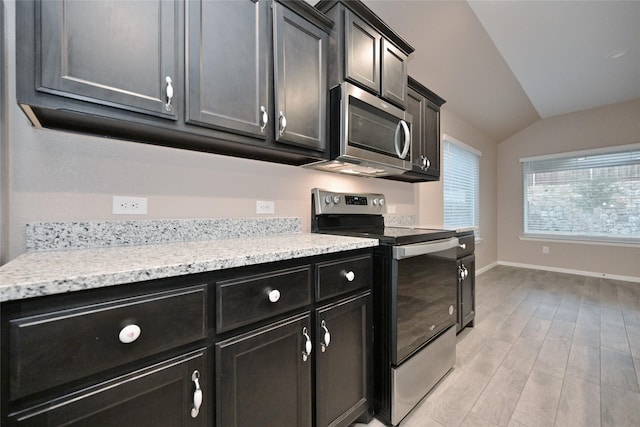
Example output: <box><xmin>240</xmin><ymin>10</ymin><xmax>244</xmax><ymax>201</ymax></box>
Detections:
<box><xmin>305</xmin><ymin>82</ymin><xmax>412</xmax><ymax>177</ymax></box>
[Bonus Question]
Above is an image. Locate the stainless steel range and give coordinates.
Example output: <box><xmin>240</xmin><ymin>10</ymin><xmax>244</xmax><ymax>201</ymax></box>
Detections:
<box><xmin>311</xmin><ymin>189</ymin><xmax>458</xmax><ymax>426</ymax></box>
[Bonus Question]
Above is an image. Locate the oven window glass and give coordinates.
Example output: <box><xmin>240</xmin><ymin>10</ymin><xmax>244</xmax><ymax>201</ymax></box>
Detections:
<box><xmin>348</xmin><ymin>96</ymin><xmax>410</xmax><ymax>159</ymax></box>
<box><xmin>394</xmin><ymin>252</ymin><xmax>457</xmax><ymax>364</ymax></box>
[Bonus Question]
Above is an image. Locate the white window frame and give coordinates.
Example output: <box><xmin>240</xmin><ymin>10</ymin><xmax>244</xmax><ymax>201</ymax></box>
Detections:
<box><xmin>443</xmin><ymin>134</ymin><xmax>481</xmax><ymax>238</ymax></box>
<box><xmin>520</xmin><ymin>143</ymin><xmax>640</xmax><ymax>246</ymax></box>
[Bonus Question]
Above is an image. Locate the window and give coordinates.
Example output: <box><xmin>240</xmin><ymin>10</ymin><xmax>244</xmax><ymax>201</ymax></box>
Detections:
<box><xmin>443</xmin><ymin>134</ymin><xmax>481</xmax><ymax>235</ymax></box>
<box><xmin>521</xmin><ymin>144</ymin><xmax>640</xmax><ymax>243</ymax></box>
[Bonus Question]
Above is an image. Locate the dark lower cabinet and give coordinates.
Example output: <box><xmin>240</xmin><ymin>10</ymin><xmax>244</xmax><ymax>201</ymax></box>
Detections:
<box><xmin>315</xmin><ymin>292</ymin><xmax>372</xmax><ymax>427</ymax></box>
<box><xmin>458</xmin><ymin>255</ymin><xmax>476</xmax><ymax>331</ymax></box>
<box><xmin>8</xmin><ymin>349</ymin><xmax>209</xmax><ymax>426</ymax></box>
<box><xmin>216</xmin><ymin>313</ymin><xmax>313</xmax><ymax>427</ymax></box>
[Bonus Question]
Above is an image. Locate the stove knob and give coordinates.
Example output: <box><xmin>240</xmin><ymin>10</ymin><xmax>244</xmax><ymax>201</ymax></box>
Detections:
<box><xmin>379</xmin><ymin>198</ymin><xmax>385</xmax><ymax>206</ymax></box>
<box><xmin>333</xmin><ymin>195</ymin><xmax>341</xmax><ymax>204</ymax></box>
<box><xmin>324</xmin><ymin>195</ymin><xmax>333</xmax><ymax>204</ymax></box>
<box><xmin>372</xmin><ymin>198</ymin><xmax>379</xmax><ymax>206</ymax></box>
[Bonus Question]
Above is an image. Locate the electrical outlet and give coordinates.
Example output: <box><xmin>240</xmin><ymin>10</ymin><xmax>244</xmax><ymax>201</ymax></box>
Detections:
<box><xmin>256</xmin><ymin>200</ymin><xmax>275</xmax><ymax>214</ymax></box>
<box><xmin>542</xmin><ymin>245</ymin><xmax>550</xmax><ymax>254</ymax></box>
<box><xmin>113</xmin><ymin>196</ymin><xmax>148</xmax><ymax>215</ymax></box>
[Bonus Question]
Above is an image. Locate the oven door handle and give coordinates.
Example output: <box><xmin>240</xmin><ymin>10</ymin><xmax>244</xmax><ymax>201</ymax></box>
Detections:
<box><xmin>392</xmin><ymin>237</ymin><xmax>460</xmax><ymax>260</ymax></box>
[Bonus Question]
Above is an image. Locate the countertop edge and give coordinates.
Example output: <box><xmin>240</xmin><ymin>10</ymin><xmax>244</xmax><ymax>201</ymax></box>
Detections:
<box><xmin>0</xmin><ymin>234</ymin><xmax>379</xmax><ymax>303</ymax></box>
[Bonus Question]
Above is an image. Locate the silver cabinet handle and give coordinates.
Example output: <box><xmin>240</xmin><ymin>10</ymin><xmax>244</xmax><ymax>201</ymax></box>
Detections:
<box><xmin>190</xmin><ymin>370</ymin><xmax>202</xmax><ymax>418</ymax></box>
<box><xmin>459</xmin><ymin>266</ymin><xmax>466</xmax><ymax>280</ymax></box>
<box><xmin>302</xmin><ymin>326</ymin><xmax>312</xmax><ymax>361</ymax></box>
<box><xmin>463</xmin><ymin>265</ymin><xmax>469</xmax><ymax>279</ymax></box>
<box><xmin>420</xmin><ymin>155</ymin><xmax>427</xmax><ymax>169</ymax></box>
<box><xmin>260</xmin><ymin>106</ymin><xmax>268</xmax><ymax>133</ymax></box>
<box><xmin>267</xmin><ymin>289</ymin><xmax>281</xmax><ymax>303</ymax></box>
<box><xmin>279</xmin><ymin>111</ymin><xmax>287</xmax><ymax>136</ymax></box>
<box><xmin>394</xmin><ymin>119</ymin><xmax>410</xmax><ymax>159</ymax></box>
<box><xmin>343</xmin><ymin>271</ymin><xmax>355</xmax><ymax>282</ymax></box>
<box><xmin>165</xmin><ymin>76</ymin><xmax>174</xmax><ymax>112</ymax></box>
<box><xmin>320</xmin><ymin>320</ymin><xmax>331</xmax><ymax>352</ymax></box>
<box><xmin>459</xmin><ymin>243</ymin><xmax>467</xmax><ymax>250</ymax></box>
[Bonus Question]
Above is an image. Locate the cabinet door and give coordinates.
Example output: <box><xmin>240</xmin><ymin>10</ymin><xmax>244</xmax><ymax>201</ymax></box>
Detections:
<box><xmin>407</xmin><ymin>87</ymin><xmax>425</xmax><ymax>173</ymax></box>
<box><xmin>316</xmin><ymin>293</ymin><xmax>372</xmax><ymax>427</ymax></box>
<box><xmin>9</xmin><ymin>349</ymin><xmax>208</xmax><ymax>427</ymax></box>
<box><xmin>344</xmin><ymin>10</ymin><xmax>380</xmax><ymax>95</ymax></box>
<box><xmin>187</xmin><ymin>0</ymin><xmax>270</xmax><ymax>138</ymax></box>
<box><xmin>457</xmin><ymin>255</ymin><xmax>475</xmax><ymax>331</ymax></box>
<box><xmin>381</xmin><ymin>39</ymin><xmax>408</xmax><ymax>108</ymax></box>
<box><xmin>216</xmin><ymin>314</ymin><xmax>312</xmax><ymax>427</ymax></box>
<box><xmin>273</xmin><ymin>3</ymin><xmax>327</xmax><ymax>151</ymax></box>
<box><xmin>39</xmin><ymin>0</ymin><xmax>178</xmax><ymax>119</ymax></box>
<box><xmin>424</xmin><ymin>98</ymin><xmax>441</xmax><ymax>178</ymax></box>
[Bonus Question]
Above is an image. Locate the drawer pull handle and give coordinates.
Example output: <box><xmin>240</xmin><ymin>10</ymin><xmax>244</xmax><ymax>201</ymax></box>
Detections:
<box><xmin>191</xmin><ymin>370</ymin><xmax>202</xmax><ymax>418</ymax></box>
<box><xmin>459</xmin><ymin>243</ymin><xmax>467</xmax><ymax>250</ymax></box>
<box><xmin>320</xmin><ymin>320</ymin><xmax>331</xmax><ymax>352</ymax></box>
<box><xmin>343</xmin><ymin>271</ymin><xmax>355</xmax><ymax>282</ymax></box>
<box><xmin>267</xmin><ymin>289</ymin><xmax>281</xmax><ymax>303</ymax></box>
<box><xmin>165</xmin><ymin>76</ymin><xmax>174</xmax><ymax>112</ymax></box>
<box><xmin>118</xmin><ymin>324</ymin><xmax>141</xmax><ymax>344</ymax></box>
<box><xmin>302</xmin><ymin>327</ymin><xmax>312</xmax><ymax>362</ymax></box>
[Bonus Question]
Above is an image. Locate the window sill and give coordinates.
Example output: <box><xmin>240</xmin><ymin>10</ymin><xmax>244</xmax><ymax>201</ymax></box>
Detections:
<box><xmin>519</xmin><ymin>234</ymin><xmax>640</xmax><ymax>248</ymax></box>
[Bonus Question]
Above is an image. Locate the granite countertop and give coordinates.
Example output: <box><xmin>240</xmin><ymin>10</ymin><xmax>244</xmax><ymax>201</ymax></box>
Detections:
<box><xmin>0</xmin><ymin>219</ymin><xmax>379</xmax><ymax>303</ymax></box>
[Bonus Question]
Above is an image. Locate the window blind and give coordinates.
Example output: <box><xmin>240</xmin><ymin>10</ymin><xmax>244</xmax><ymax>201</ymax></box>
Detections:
<box><xmin>522</xmin><ymin>145</ymin><xmax>640</xmax><ymax>241</ymax></box>
<box><xmin>443</xmin><ymin>136</ymin><xmax>480</xmax><ymax>234</ymax></box>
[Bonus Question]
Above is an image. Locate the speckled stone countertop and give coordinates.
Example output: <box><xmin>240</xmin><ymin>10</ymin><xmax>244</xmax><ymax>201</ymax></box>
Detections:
<box><xmin>0</xmin><ymin>218</ymin><xmax>378</xmax><ymax>303</ymax></box>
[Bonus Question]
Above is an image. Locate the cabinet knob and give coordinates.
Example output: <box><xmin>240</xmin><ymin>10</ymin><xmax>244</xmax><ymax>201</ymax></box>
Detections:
<box><xmin>279</xmin><ymin>111</ymin><xmax>287</xmax><ymax>136</ymax></box>
<box><xmin>302</xmin><ymin>327</ymin><xmax>312</xmax><ymax>362</ymax></box>
<box><xmin>260</xmin><ymin>106</ymin><xmax>268</xmax><ymax>133</ymax></box>
<box><xmin>191</xmin><ymin>370</ymin><xmax>203</xmax><ymax>418</ymax></box>
<box><xmin>118</xmin><ymin>324</ymin><xmax>141</xmax><ymax>344</ymax></box>
<box><xmin>165</xmin><ymin>76</ymin><xmax>174</xmax><ymax>112</ymax></box>
<box><xmin>320</xmin><ymin>320</ymin><xmax>331</xmax><ymax>352</ymax></box>
<box><xmin>343</xmin><ymin>271</ymin><xmax>355</xmax><ymax>282</ymax></box>
<box><xmin>267</xmin><ymin>289</ymin><xmax>281</xmax><ymax>303</ymax></box>
<box><xmin>458</xmin><ymin>243</ymin><xmax>467</xmax><ymax>250</ymax></box>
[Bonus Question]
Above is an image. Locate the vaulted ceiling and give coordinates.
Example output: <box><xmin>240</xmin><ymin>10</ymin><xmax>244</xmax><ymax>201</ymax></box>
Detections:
<box><xmin>360</xmin><ymin>0</ymin><xmax>640</xmax><ymax>143</ymax></box>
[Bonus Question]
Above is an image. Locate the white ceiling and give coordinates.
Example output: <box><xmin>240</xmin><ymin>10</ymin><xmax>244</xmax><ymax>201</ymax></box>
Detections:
<box><xmin>359</xmin><ymin>0</ymin><xmax>640</xmax><ymax>143</ymax></box>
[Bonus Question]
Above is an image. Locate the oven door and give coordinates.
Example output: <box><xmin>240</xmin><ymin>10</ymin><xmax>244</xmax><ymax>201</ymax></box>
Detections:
<box><xmin>392</xmin><ymin>237</ymin><xmax>459</xmax><ymax>364</ymax></box>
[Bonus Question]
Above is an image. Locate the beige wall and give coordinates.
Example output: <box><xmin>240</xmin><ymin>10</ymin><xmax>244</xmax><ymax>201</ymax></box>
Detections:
<box><xmin>2</xmin><ymin>0</ymin><xmax>422</xmax><ymax>262</ymax></box>
<box><xmin>497</xmin><ymin>99</ymin><xmax>640</xmax><ymax>280</ymax></box>
<box><xmin>417</xmin><ymin>109</ymin><xmax>498</xmax><ymax>272</ymax></box>
<box><xmin>2</xmin><ymin>1</ymin><xmax>501</xmax><ymax>272</ymax></box>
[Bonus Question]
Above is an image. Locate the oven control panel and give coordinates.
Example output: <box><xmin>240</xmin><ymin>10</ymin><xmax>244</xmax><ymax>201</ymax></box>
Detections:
<box><xmin>312</xmin><ymin>188</ymin><xmax>386</xmax><ymax>215</ymax></box>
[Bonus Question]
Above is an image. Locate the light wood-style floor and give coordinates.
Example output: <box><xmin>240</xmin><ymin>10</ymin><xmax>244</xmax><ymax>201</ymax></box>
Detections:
<box><xmin>359</xmin><ymin>266</ymin><xmax>640</xmax><ymax>427</ymax></box>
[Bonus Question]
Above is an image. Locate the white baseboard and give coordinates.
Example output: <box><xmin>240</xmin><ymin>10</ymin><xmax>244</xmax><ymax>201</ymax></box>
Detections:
<box><xmin>496</xmin><ymin>261</ymin><xmax>640</xmax><ymax>283</ymax></box>
<box><xmin>476</xmin><ymin>262</ymin><xmax>498</xmax><ymax>276</ymax></box>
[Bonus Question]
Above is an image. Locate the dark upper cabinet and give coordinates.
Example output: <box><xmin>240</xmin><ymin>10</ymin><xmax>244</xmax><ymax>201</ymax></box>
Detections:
<box><xmin>344</xmin><ymin>10</ymin><xmax>380</xmax><ymax>95</ymax></box>
<box><xmin>187</xmin><ymin>0</ymin><xmax>269</xmax><ymax>137</ymax></box>
<box><xmin>315</xmin><ymin>292</ymin><xmax>372</xmax><ymax>427</ymax></box>
<box><xmin>216</xmin><ymin>314</ymin><xmax>313</xmax><ymax>427</ymax></box>
<box><xmin>387</xmin><ymin>76</ymin><xmax>445</xmax><ymax>182</ymax></box>
<box><xmin>17</xmin><ymin>0</ymin><xmax>332</xmax><ymax>168</ymax></box>
<box><xmin>317</xmin><ymin>0</ymin><xmax>412</xmax><ymax>109</ymax></box>
<box><xmin>273</xmin><ymin>2</ymin><xmax>328</xmax><ymax>151</ymax></box>
<box><xmin>381</xmin><ymin>39</ymin><xmax>408</xmax><ymax>108</ymax></box>
<box><xmin>38</xmin><ymin>0</ymin><xmax>179</xmax><ymax>120</ymax></box>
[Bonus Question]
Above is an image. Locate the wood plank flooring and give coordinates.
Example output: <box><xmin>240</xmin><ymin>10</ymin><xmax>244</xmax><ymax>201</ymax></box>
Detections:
<box><xmin>357</xmin><ymin>266</ymin><xmax>640</xmax><ymax>427</ymax></box>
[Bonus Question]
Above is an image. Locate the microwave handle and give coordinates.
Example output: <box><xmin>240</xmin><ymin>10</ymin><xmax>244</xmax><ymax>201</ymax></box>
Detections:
<box><xmin>394</xmin><ymin>120</ymin><xmax>411</xmax><ymax>159</ymax></box>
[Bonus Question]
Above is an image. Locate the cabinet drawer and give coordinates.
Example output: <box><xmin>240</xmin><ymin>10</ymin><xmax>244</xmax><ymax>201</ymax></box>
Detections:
<box><xmin>216</xmin><ymin>266</ymin><xmax>311</xmax><ymax>333</ymax></box>
<box><xmin>457</xmin><ymin>234</ymin><xmax>475</xmax><ymax>258</ymax></box>
<box><xmin>316</xmin><ymin>255</ymin><xmax>372</xmax><ymax>301</ymax></box>
<box><xmin>9</xmin><ymin>286</ymin><xmax>207</xmax><ymax>400</ymax></box>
